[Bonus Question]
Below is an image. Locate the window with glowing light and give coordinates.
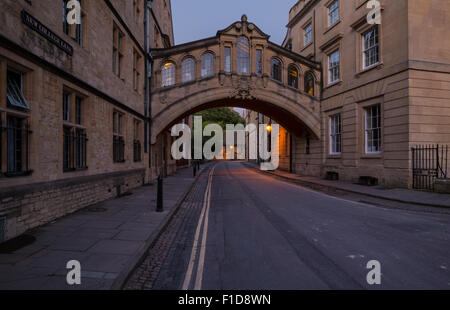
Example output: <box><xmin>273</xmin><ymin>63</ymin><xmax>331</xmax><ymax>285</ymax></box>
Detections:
<box><xmin>304</xmin><ymin>72</ymin><xmax>315</xmax><ymax>96</ymax></box>
<box><xmin>162</xmin><ymin>62</ymin><xmax>175</xmax><ymax>87</ymax></box>
<box><xmin>288</xmin><ymin>65</ymin><xmax>299</xmax><ymax>89</ymax></box>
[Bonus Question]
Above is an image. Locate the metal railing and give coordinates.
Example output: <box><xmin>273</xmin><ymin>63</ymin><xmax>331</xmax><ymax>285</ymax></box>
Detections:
<box><xmin>113</xmin><ymin>136</ymin><xmax>125</xmax><ymax>163</ymax></box>
<box><xmin>133</xmin><ymin>140</ymin><xmax>142</xmax><ymax>162</ymax></box>
<box><xmin>1</xmin><ymin>121</ymin><xmax>32</xmax><ymax>176</ymax></box>
<box><xmin>63</xmin><ymin>128</ymin><xmax>88</xmax><ymax>172</ymax></box>
<box><xmin>412</xmin><ymin>145</ymin><xmax>448</xmax><ymax>191</ymax></box>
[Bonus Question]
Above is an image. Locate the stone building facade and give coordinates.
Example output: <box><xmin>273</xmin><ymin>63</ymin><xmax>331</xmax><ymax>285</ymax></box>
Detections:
<box><xmin>281</xmin><ymin>0</ymin><xmax>450</xmax><ymax>188</ymax></box>
<box><xmin>0</xmin><ymin>0</ymin><xmax>176</xmax><ymax>242</ymax></box>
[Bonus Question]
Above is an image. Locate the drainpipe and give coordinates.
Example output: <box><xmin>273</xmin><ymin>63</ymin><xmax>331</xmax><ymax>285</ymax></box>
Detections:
<box><xmin>144</xmin><ymin>1</ymin><xmax>153</xmax><ymax>177</ymax></box>
<box><xmin>313</xmin><ymin>9</ymin><xmax>316</xmax><ymax>62</ymax></box>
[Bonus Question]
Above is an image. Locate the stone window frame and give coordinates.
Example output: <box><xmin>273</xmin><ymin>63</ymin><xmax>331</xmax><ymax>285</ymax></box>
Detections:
<box><xmin>0</xmin><ymin>59</ymin><xmax>33</xmax><ymax>177</ymax></box>
<box><xmin>62</xmin><ymin>86</ymin><xmax>88</xmax><ymax>173</ymax></box>
<box><xmin>113</xmin><ymin>110</ymin><xmax>126</xmax><ymax>163</ymax></box>
<box><xmin>133</xmin><ymin>48</ymin><xmax>142</xmax><ymax>92</ymax></box>
<box><xmin>287</xmin><ymin>63</ymin><xmax>300</xmax><ymax>89</ymax></box>
<box><xmin>270</xmin><ymin>57</ymin><xmax>283</xmax><ymax>83</ymax></box>
<box><xmin>113</xmin><ymin>22</ymin><xmax>125</xmax><ymax>79</ymax></box>
<box><xmin>352</xmin><ymin>9</ymin><xmax>384</xmax><ymax>76</ymax></box>
<box><xmin>133</xmin><ymin>0</ymin><xmax>141</xmax><ymax>24</ymax></box>
<box><xmin>201</xmin><ymin>52</ymin><xmax>215</xmax><ymax>79</ymax></box>
<box><xmin>329</xmin><ymin>113</ymin><xmax>342</xmax><ymax>156</ymax></box>
<box><xmin>161</xmin><ymin>60</ymin><xmax>176</xmax><ymax>88</ymax></box>
<box><xmin>133</xmin><ymin>118</ymin><xmax>142</xmax><ymax>163</ymax></box>
<box><xmin>321</xmin><ymin>35</ymin><xmax>343</xmax><ymax>87</ymax></box>
<box><xmin>236</xmin><ymin>36</ymin><xmax>251</xmax><ymax>75</ymax></box>
<box><xmin>302</xmin><ymin>19</ymin><xmax>313</xmax><ymax>49</ymax></box>
<box><xmin>357</xmin><ymin>97</ymin><xmax>384</xmax><ymax>158</ymax></box>
<box><xmin>255</xmin><ymin>46</ymin><xmax>264</xmax><ymax>76</ymax></box>
<box><xmin>223</xmin><ymin>44</ymin><xmax>232</xmax><ymax>73</ymax></box>
<box><xmin>62</xmin><ymin>0</ymin><xmax>87</xmax><ymax>47</ymax></box>
<box><xmin>325</xmin><ymin>0</ymin><xmax>341</xmax><ymax>30</ymax></box>
<box><xmin>327</xmin><ymin>48</ymin><xmax>340</xmax><ymax>85</ymax></box>
<box><xmin>364</xmin><ymin>104</ymin><xmax>382</xmax><ymax>155</ymax></box>
<box><xmin>304</xmin><ymin>71</ymin><xmax>316</xmax><ymax>96</ymax></box>
<box><xmin>181</xmin><ymin>56</ymin><xmax>196</xmax><ymax>83</ymax></box>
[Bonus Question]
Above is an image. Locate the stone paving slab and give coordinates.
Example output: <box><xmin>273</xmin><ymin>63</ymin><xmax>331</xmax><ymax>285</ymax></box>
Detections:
<box><xmin>245</xmin><ymin>162</ymin><xmax>450</xmax><ymax>208</ymax></box>
<box><xmin>0</xmin><ymin>165</ymin><xmax>203</xmax><ymax>290</ymax></box>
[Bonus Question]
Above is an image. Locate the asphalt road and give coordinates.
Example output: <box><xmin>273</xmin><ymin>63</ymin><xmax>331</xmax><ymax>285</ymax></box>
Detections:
<box><xmin>195</xmin><ymin>161</ymin><xmax>450</xmax><ymax>290</ymax></box>
<box><xmin>153</xmin><ymin>161</ymin><xmax>450</xmax><ymax>290</ymax></box>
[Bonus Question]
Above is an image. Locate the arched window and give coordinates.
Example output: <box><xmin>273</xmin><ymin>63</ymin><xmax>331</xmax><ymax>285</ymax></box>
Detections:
<box><xmin>271</xmin><ymin>58</ymin><xmax>282</xmax><ymax>82</ymax></box>
<box><xmin>182</xmin><ymin>58</ymin><xmax>195</xmax><ymax>83</ymax></box>
<box><xmin>201</xmin><ymin>53</ymin><xmax>214</xmax><ymax>78</ymax></box>
<box><xmin>161</xmin><ymin>62</ymin><xmax>175</xmax><ymax>87</ymax></box>
<box><xmin>288</xmin><ymin>65</ymin><xmax>299</xmax><ymax>89</ymax></box>
<box><xmin>304</xmin><ymin>72</ymin><xmax>315</xmax><ymax>96</ymax></box>
<box><xmin>237</xmin><ymin>36</ymin><xmax>250</xmax><ymax>74</ymax></box>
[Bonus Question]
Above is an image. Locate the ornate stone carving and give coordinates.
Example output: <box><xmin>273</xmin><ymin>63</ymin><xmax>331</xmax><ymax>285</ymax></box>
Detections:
<box><xmin>229</xmin><ymin>76</ymin><xmax>255</xmax><ymax>100</ymax></box>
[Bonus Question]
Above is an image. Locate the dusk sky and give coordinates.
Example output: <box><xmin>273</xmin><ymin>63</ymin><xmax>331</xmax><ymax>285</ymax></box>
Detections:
<box><xmin>171</xmin><ymin>0</ymin><xmax>298</xmax><ymax>46</ymax></box>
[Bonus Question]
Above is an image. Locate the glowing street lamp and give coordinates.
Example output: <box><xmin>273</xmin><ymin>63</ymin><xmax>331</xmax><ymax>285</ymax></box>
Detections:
<box><xmin>266</xmin><ymin>124</ymin><xmax>272</xmax><ymax>133</ymax></box>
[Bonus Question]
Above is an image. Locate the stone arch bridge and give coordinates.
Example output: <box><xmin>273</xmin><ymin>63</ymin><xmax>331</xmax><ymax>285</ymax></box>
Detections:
<box><xmin>150</xmin><ymin>15</ymin><xmax>322</xmax><ymax>144</ymax></box>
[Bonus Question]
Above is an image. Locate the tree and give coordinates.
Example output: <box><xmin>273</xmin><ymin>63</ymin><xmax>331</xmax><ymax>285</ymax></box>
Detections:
<box><xmin>193</xmin><ymin>108</ymin><xmax>245</xmax><ymax>159</ymax></box>
<box><xmin>195</xmin><ymin>108</ymin><xmax>244</xmax><ymax>130</ymax></box>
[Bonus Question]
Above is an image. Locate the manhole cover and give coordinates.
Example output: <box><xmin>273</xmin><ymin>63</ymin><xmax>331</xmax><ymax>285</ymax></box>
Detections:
<box><xmin>0</xmin><ymin>234</ymin><xmax>36</xmax><ymax>254</ymax></box>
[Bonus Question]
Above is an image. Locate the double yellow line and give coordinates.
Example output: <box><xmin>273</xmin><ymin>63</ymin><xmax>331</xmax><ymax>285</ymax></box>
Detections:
<box><xmin>182</xmin><ymin>165</ymin><xmax>216</xmax><ymax>290</ymax></box>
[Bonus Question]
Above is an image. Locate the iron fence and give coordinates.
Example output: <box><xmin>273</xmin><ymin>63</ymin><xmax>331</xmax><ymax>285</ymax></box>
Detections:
<box><xmin>412</xmin><ymin>145</ymin><xmax>448</xmax><ymax>191</ymax></box>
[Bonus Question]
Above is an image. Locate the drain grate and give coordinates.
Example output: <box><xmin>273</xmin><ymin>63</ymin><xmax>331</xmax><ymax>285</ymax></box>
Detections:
<box><xmin>0</xmin><ymin>217</ymin><xmax>5</xmax><ymax>243</ymax></box>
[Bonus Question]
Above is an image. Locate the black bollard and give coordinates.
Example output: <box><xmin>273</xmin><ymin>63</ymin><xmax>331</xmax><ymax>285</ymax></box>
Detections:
<box><xmin>193</xmin><ymin>161</ymin><xmax>197</xmax><ymax>177</ymax></box>
<box><xmin>156</xmin><ymin>175</ymin><xmax>163</xmax><ymax>212</ymax></box>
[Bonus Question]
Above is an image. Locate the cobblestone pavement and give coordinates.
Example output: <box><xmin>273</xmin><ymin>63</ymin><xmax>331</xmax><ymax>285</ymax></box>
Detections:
<box><xmin>124</xmin><ymin>164</ymin><xmax>214</xmax><ymax>290</ymax></box>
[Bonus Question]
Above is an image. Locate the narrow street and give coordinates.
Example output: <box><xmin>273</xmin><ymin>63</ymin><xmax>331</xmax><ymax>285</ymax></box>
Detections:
<box><xmin>126</xmin><ymin>162</ymin><xmax>450</xmax><ymax>290</ymax></box>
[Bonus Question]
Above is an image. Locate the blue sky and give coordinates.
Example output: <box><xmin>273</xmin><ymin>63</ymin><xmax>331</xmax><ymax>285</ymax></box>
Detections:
<box><xmin>171</xmin><ymin>0</ymin><xmax>298</xmax><ymax>45</ymax></box>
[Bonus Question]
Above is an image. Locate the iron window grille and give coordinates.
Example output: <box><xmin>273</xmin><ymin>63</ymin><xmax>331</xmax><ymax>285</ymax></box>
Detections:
<box><xmin>1</xmin><ymin>116</ymin><xmax>33</xmax><ymax>177</ymax></box>
<box><xmin>113</xmin><ymin>136</ymin><xmax>125</xmax><ymax>163</ymax></box>
<box><xmin>134</xmin><ymin>140</ymin><xmax>142</xmax><ymax>162</ymax></box>
<box><xmin>63</xmin><ymin>127</ymin><xmax>88</xmax><ymax>172</ymax></box>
